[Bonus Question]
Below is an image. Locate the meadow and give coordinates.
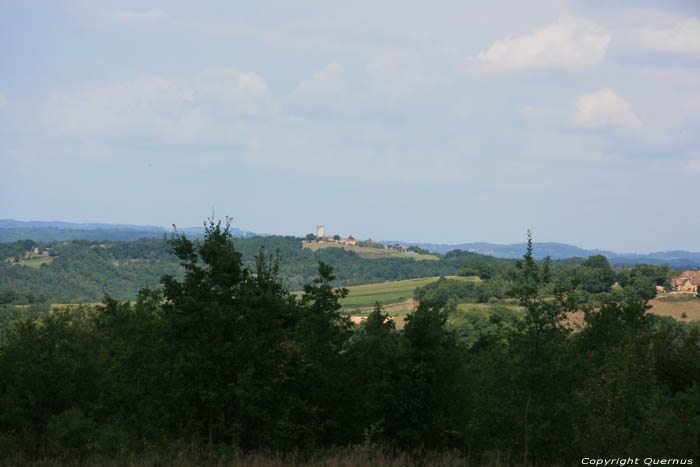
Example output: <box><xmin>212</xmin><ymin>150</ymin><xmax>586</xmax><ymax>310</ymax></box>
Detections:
<box><xmin>648</xmin><ymin>292</ymin><xmax>700</xmax><ymax>321</ymax></box>
<box><xmin>3</xmin><ymin>254</ymin><xmax>55</xmax><ymax>269</ymax></box>
<box><xmin>2</xmin><ymin>228</ymin><xmax>699</xmax><ymax>462</ymax></box>
<box><xmin>341</xmin><ymin>278</ymin><xmax>700</xmax><ymax>331</ymax></box>
<box><xmin>17</xmin><ymin>256</ymin><xmax>54</xmax><ymax>269</ymax></box>
<box><xmin>339</xmin><ymin>275</ymin><xmax>476</xmax><ymax>310</ymax></box>
<box><xmin>302</xmin><ymin>241</ymin><xmax>440</xmax><ymax>261</ymax></box>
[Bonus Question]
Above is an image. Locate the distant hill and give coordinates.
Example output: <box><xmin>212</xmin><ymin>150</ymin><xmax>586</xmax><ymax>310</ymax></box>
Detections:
<box><xmin>3</xmin><ymin>220</ymin><xmax>699</xmax><ymax>268</ymax></box>
<box><xmin>0</xmin><ymin>219</ymin><xmax>168</xmax><ymax>230</ymax></box>
<box><xmin>0</xmin><ymin>220</ymin><xmax>258</xmax><ymax>243</ymax></box>
<box><xmin>379</xmin><ymin>241</ymin><xmax>700</xmax><ymax>269</ymax></box>
<box><xmin>0</xmin><ymin>236</ymin><xmax>470</xmax><ymax>302</ymax></box>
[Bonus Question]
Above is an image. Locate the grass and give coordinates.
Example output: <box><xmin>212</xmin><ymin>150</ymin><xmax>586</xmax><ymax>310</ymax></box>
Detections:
<box><xmin>456</xmin><ymin>302</ymin><xmax>520</xmax><ymax>313</ymax></box>
<box><xmin>17</xmin><ymin>255</ymin><xmax>54</xmax><ymax>269</ymax></box>
<box><xmin>533</xmin><ymin>293</ymin><xmax>700</xmax><ymax>328</ymax></box>
<box><xmin>340</xmin><ymin>276</ymin><xmax>475</xmax><ymax>310</ymax></box>
<box><xmin>302</xmin><ymin>241</ymin><xmax>439</xmax><ymax>261</ymax></box>
<box><xmin>0</xmin><ymin>446</ymin><xmax>514</xmax><ymax>467</ymax></box>
<box><xmin>648</xmin><ymin>293</ymin><xmax>700</xmax><ymax>322</ymax></box>
<box><xmin>339</xmin><ymin>276</ymin><xmax>479</xmax><ymax>329</ymax></box>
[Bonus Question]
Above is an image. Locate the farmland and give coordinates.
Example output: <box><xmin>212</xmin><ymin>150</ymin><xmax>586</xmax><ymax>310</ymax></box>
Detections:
<box><xmin>302</xmin><ymin>241</ymin><xmax>439</xmax><ymax>261</ymax></box>
<box><xmin>15</xmin><ymin>255</ymin><xmax>54</xmax><ymax>269</ymax></box>
<box><xmin>3</xmin><ymin>251</ymin><xmax>55</xmax><ymax>269</ymax></box>
<box><xmin>2</xmin><ymin>227</ymin><xmax>700</xmax><ymax>462</ymax></box>
<box><xmin>648</xmin><ymin>293</ymin><xmax>700</xmax><ymax>322</ymax></box>
<box><xmin>339</xmin><ymin>275</ymin><xmax>476</xmax><ymax>311</ymax></box>
<box><xmin>340</xmin><ymin>278</ymin><xmax>700</xmax><ymax>331</ymax></box>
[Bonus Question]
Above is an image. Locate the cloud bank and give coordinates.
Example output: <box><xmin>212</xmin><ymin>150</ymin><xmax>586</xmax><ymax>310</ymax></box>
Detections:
<box><xmin>476</xmin><ymin>16</ymin><xmax>610</xmax><ymax>71</ymax></box>
<box><xmin>571</xmin><ymin>89</ymin><xmax>641</xmax><ymax>129</ymax></box>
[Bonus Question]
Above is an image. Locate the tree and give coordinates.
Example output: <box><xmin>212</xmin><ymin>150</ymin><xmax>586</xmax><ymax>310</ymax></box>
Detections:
<box><xmin>357</xmin><ymin>300</ymin><xmax>464</xmax><ymax>451</ymax></box>
<box><xmin>628</xmin><ymin>275</ymin><xmax>657</xmax><ymax>301</ymax></box>
<box><xmin>0</xmin><ymin>307</ymin><xmax>100</xmax><ymax>457</ymax></box>
<box><xmin>159</xmin><ymin>218</ymin><xmax>248</xmax><ymax>447</ymax></box>
<box><xmin>507</xmin><ymin>231</ymin><xmax>576</xmax><ymax>466</ymax></box>
<box><xmin>457</xmin><ymin>264</ymin><xmax>478</xmax><ymax>277</ymax></box>
<box><xmin>158</xmin><ymin>219</ymin><xmax>354</xmax><ymax>450</ymax></box>
<box><xmin>333</xmin><ymin>234</ymin><xmax>340</xmax><ymax>241</ymax></box>
<box><xmin>580</xmin><ymin>255</ymin><xmax>616</xmax><ymax>293</ymax></box>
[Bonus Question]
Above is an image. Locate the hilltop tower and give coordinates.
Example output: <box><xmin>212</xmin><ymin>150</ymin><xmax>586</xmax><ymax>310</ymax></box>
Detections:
<box><xmin>316</xmin><ymin>225</ymin><xmax>325</xmax><ymax>238</ymax></box>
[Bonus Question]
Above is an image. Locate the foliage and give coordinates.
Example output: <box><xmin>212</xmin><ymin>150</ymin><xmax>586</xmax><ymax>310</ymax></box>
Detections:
<box><xmin>357</xmin><ymin>240</ymin><xmax>385</xmax><ymax>249</ymax></box>
<box><xmin>0</xmin><ymin>236</ymin><xmax>468</xmax><ymax>304</ymax></box>
<box><xmin>0</xmin><ymin>227</ymin><xmax>699</xmax><ymax>463</ymax></box>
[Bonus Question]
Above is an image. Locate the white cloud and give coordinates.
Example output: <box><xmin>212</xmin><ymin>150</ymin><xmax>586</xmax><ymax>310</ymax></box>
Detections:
<box><xmin>475</xmin><ymin>16</ymin><xmax>610</xmax><ymax>71</ymax></box>
<box><xmin>0</xmin><ymin>94</ymin><xmax>7</xmax><ymax>109</ymax></box>
<box><xmin>524</xmin><ymin>130</ymin><xmax>620</xmax><ymax>163</ymax></box>
<box><xmin>633</xmin><ymin>17</ymin><xmax>700</xmax><ymax>53</ymax></box>
<box><xmin>46</xmin><ymin>76</ymin><xmax>189</xmax><ymax>136</ymax></box>
<box><xmin>366</xmin><ymin>49</ymin><xmax>444</xmax><ymax>99</ymax></box>
<box><xmin>292</xmin><ymin>63</ymin><xmax>346</xmax><ymax>105</ymax></box>
<box><xmin>112</xmin><ymin>9</ymin><xmax>169</xmax><ymax>24</ymax></box>
<box><xmin>45</xmin><ymin>69</ymin><xmax>272</xmax><ymax>142</ymax></box>
<box><xmin>193</xmin><ymin>67</ymin><xmax>272</xmax><ymax>116</ymax></box>
<box><xmin>571</xmin><ymin>88</ymin><xmax>641</xmax><ymax>129</ymax></box>
<box><xmin>682</xmin><ymin>157</ymin><xmax>700</xmax><ymax>175</ymax></box>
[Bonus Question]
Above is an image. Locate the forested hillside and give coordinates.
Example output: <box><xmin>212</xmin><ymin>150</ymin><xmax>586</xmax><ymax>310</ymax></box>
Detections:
<box><xmin>0</xmin><ymin>219</ymin><xmax>255</xmax><ymax>243</ymax></box>
<box><xmin>393</xmin><ymin>240</ymin><xmax>700</xmax><ymax>268</ymax></box>
<box><xmin>0</xmin><ymin>233</ymin><xmax>681</xmax><ymax>306</ymax></box>
<box><xmin>0</xmin><ymin>224</ymin><xmax>697</xmax><ymax>464</ymax></box>
<box><xmin>415</xmin><ymin>254</ymin><xmax>676</xmax><ymax>309</ymax></box>
<box><xmin>0</xmin><ymin>236</ymin><xmax>474</xmax><ymax>303</ymax></box>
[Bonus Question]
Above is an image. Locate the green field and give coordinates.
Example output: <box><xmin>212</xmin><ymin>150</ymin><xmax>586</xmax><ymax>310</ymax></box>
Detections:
<box><xmin>16</xmin><ymin>255</ymin><xmax>54</xmax><ymax>269</ymax></box>
<box><xmin>302</xmin><ymin>241</ymin><xmax>439</xmax><ymax>261</ymax></box>
<box><xmin>456</xmin><ymin>302</ymin><xmax>521</xmax><ymax>313</ymax></box>
<box><xmin>340</xmin><ymin>276</ymin><xmax>476</xmax><ymax>310</ymax></box>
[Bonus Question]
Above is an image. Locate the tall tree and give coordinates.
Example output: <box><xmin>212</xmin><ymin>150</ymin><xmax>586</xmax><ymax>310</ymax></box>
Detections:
<box><xmin>508</xmin><ymin>231</ymin><xmax>576</xmax><ymax>465</ymax></box>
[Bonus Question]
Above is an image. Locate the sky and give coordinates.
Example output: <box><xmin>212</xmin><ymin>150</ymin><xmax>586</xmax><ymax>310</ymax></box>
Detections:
<box><xmin>1</xmin><ymin>1</ymin><xmax>699</xmax><ymax>253</ymax></box>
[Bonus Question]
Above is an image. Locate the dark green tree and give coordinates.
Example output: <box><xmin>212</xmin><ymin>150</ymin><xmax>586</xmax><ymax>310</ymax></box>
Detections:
<box><xmin>507</xmin><ymin>231</ymin><xmax>576</xmax><ymax>465</ymax></box>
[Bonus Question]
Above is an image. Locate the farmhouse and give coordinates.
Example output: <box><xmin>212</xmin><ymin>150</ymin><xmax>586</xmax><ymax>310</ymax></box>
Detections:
<box><xmin>340</xmin><ymin>238</ymin><xmax>357</xmax><ymax>245</ymax></box>
<box><xmin>671</xmin><ymin>270</ymin><xmax>700</xmax><ymax>292</ymax></box>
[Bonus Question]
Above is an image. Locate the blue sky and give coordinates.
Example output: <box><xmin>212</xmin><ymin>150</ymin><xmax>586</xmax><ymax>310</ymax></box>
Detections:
<box><xmin>1</xmin><ymin>1</ymin><xmax>698</xmax><ymax>252</ymax></box>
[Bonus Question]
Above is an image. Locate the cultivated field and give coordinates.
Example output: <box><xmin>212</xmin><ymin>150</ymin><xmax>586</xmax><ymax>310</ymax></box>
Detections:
<box><xmin>456</xmin><ymin>302</ymin><xmax>522</xmax><ymax>313</ymax></box>
<box><xmin>4</xmin><ymin>255</ymin><xmax>55</xmax><ymax>269</ymax></box>
<box><xmin>648</xmin><ymin>293</ymin><xmax>700</xmax><ymax>322</ymax></box>
<box><xmin>302</xmin><ymin>241</ymin><xmax>439</xmax><ymax>261</ymax></box>
<box><xmin>340</xmin><ymin>276</ymin><xmax>476</xmax><ymax>310</ymax></box>
<box><xmin>341</xmin><ymin>276</ymin><xmax>479</xmax><ymax>329</ymax></box>
<box><xmin>19</xmin><ymin>256</ymin><xmax>54</xmax><ymax>268</ymax></box>
<box><xmin>539</xmin><ymin>293</ymin><xmax>700</xmax><ymax>328</ymax></box>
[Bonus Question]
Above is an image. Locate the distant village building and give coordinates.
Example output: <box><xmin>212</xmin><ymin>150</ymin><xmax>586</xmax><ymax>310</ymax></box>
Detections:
<box><xmin>341</xmin><ymin>238</ymin><xmax>357</xmax><ymax>245</ymax></box>
<box><xmin>316</xmin><ymin>225</ymin><xmax>325</xmax><ymax>238</ymax></box>
<box><xmin>671</xmin><ymin>270</ymin><xmax>700</xmax><ymax>292</ymax></box>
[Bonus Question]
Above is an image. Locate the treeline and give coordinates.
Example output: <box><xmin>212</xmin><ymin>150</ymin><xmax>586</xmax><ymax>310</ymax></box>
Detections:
<box><xmin>0</xmin><ymin>224</ymin><xmax>698</xmax><ymax>464</ymax></box>
<box><xmin>0</xmin><ymin>237</ymin><xmax>467</xmax><ymax>303</ymax></box>
<box><xmin>0</xmin><ymin>239</ymin><xmax>183</xmax><ymax>303</ymax></box>
<box><xmin>0</xmin><ymin>236</ymin><xmax>679</xmax><ymax>306</ymax></box>
<box><xmin>416</xmin><ymin>254</ymin><xmax>675</xmax><ymax>308</ymax></box>
<box><xmin>0</xmin><ymin>227</ymin><xmax>168</xmax><ymax>243</ymax></box>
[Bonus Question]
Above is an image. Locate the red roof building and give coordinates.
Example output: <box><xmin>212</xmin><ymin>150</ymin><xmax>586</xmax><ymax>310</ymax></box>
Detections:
<box><xmin>671</xmin><ymin>271</ymin><xmax>700</xmax><ymax>292</ymax></box>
